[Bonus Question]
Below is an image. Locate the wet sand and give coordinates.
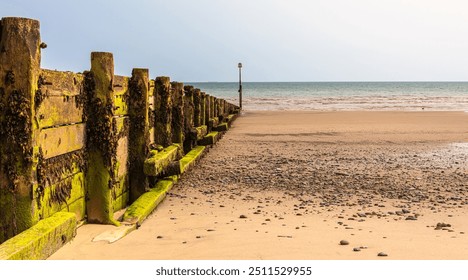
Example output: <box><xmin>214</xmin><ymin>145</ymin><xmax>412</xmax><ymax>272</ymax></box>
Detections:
<box><xmin>50</xmin><ymin>111</ymin><xmax>468</xmax><ymax>260</ymax></box>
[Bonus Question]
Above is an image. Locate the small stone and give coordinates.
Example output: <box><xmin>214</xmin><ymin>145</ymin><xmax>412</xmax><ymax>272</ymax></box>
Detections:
<box><xmin>339</xmin><ymin>240</ymin><xmax>349</xmax><ymax>245</ymax></box>
<box><xmin>239</xmin><ymin>215</ymin><xmax>247</xmax><ymax>219</ymax></box>
<box><xmin>378</xmin><ymin>252</ymin><xmax>388</xmax><ymax>257</ymax></box>
<box><xmin>405</xmin><ymin>216</ymin><xmax>417</xmax><ymax>221</ymax></box>
<box><xmin>156</xmin><ymin>236</ymin><xmax>163</xmax><ymax>239</ymax></box>
<box><xmin>353</xmin><ymin>247</ymin><xmax>361</xmax><ymax>252</ymax></box>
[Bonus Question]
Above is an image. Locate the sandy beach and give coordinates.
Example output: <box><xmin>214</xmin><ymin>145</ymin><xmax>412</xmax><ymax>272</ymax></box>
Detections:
<box><xmin>49</xmin><ymin>111</ymin><xmax>468</xmax><ymax>260</ymax></box>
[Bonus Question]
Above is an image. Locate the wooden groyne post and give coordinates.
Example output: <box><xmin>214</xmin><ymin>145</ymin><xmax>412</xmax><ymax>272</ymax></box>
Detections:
<box><xmin>0</xmin><ymin>16</ymin><xmax>241</xmax><ymax>258</ymax></box>
<box><xmin>0</xmin><ymin>17</ymin><xmax>42</xmax><ymax>242</ymax></box>
<box><xmin>85</xmin><ymin>52</ymin><xmax>119</xmax><ymax>225</ymax></box>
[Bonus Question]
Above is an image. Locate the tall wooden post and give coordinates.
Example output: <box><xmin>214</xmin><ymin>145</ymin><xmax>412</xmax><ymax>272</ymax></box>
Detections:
<box><xmin>200</xmin><ymin>92</ymin><xmax>206</xmax><ymax>126</ymax></box>
<box><xmin>154</xmin><ymin>77</ymin><xmax>172</xmax><ymax>147</ymax></box>
<box><xmin>171</xmin><ymin>82</ymin><xmax>184</xmax><ymax>145</ymax></box>
<box><xmin>183</xmin><ymin>85</ymin><xmax>195</xmax><ymax>153</ymax></box>
<box><xmin>128</xmin><ymin>68</ymin><xmax>149</xmax><ymax>202</ymax></box>
<box><xmin>205</xmin><ymin>94</ymin><xmax>212</xmax><ymax>131</ymax></box>
<box><xmin>85</xmin><ymin>52</ymin><xmax>119</xmax><ymax>225</ymax></box>
<box><xmin>0</xmin><ymin>17</ymin><xmax>42</xmax><ymax>242</ymax></box>
<box><xmin>193</xmin><ymin>88</ymin><xmax>202</xmax><ymax>127</ymax></box>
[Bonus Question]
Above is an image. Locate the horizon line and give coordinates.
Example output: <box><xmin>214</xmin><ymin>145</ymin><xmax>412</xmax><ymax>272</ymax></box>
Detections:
<box><xmin>188</xmin><ymin>80</ymin><xmax>468</xmax><ymax>83</ymax></box>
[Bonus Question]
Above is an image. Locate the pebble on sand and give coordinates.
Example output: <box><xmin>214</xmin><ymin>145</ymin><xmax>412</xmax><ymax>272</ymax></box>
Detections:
<box><xmin>239</xmin><ymin>215</ymin><xmax>248</xmax><ymax>219</ymax></box>
<box><xmin>339</xmin><ymin>240</ymin><xmax>349</xmax><ymax>245</ymax></box>
<box><xmin>378</xmin><ymin>252</ymin><xmax>388</xmax><ymax>257</ymax></box>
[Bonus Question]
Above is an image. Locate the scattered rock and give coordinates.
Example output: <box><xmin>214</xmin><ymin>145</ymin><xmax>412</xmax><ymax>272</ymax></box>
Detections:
<box><xmin>377</xmin><ymin>252</ymin><xmax>388</xmax><ymax>257</ymax></box>
<box><xmin>156</xmin><ymin>236</ymin><xmax>163</xmax><ymax>239</ymax></box>
<box><xmin>339</xmin><ymin>240</ymin><xmax>349</xmax><ymax>245</ymax></box>
<box><xmin>435</xmin><ymin>222</ymin><xmax>451</xmax><ymax>230</ymax></box>
<box><xmin>353</xmin><ymin>247</ymin><xmax>361</xmax><ymax>252</ymax></box>
<box><xmin>239</xmin><ymin>215</ymin><xmax>247</xmax><ymax>219</ymax></box>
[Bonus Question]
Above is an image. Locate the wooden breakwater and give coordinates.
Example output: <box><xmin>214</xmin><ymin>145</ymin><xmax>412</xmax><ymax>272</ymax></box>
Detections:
<box><xmin>0</xmin><ymin>17</ymin><xmax>239</xmax><ymax>255</ymax></box>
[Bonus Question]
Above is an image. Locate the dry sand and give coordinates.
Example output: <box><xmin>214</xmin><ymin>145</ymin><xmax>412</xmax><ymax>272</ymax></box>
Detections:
<box><xmin>50</xmin><ymin>111</ymin><xmax>468</xmax><ymax>260</ymax></box>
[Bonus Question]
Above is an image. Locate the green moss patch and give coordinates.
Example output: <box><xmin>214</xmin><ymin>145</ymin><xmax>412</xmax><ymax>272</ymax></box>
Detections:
<box><xmin>143</xmin><ymin>144</ymin><xmax>181</xmax><ymax>176</ymax></box>
<box><xmin>122</xmin><ymin>177</ymin><xmax>175</xmax><ymax>225</ymax></box>
<box><xmin>180</xmin><ymin>145</ymin><xmax>206</xmax><ymax>173</ymax></box>
<box><xmin>198</xmin><ymin>131</ymin><xmax>219</xmax><ymax>146</ymax></box>
<box><xmin>0</xmin><ymin>212</ymin><xmax>76</xmax><ymax>260</ymax></box>
<box><xmin>195</xmin><ymin>125</ymin><xmax>208</xmax><ymax>140</ymax></box>
<box><xmin>213</xmin><ymin>122</ymin><xmax>229</xmax><ymax>132</ymax></box>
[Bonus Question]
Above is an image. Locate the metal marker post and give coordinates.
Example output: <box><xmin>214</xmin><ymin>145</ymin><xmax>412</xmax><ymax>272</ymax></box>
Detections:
<box><xmin>238</xmin><ymin>62</ymin><xmax>243</xmax><ymax>110</ymax></box>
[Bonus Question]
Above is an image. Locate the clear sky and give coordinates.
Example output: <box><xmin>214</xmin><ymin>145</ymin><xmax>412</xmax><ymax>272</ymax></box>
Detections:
<box><xmin>2</xmin><ymin>0</ymin><xmax>468</xmax><ymax>82</ymax></box>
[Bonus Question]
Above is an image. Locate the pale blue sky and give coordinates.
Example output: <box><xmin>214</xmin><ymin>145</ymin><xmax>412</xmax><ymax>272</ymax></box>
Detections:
<box><xmin>2</xmin><ymin>0</ymin><xmax>468</xmax><ymax>82</ymax></box>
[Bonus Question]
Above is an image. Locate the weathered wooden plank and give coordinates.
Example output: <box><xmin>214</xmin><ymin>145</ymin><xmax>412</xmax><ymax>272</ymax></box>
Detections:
<box><xmin>38</xmin><ymin>172</ymin><xmax>85</xmax><ymax>221</ymax></box>
<box><xmin>40</xmin><ymin>69</ymin><xmax>83</xmax><ymax>96</ymax></box>
<box><xmin>198</xmin><ymin>131</ymin><xmax>220</xmax><ymax>146</ymax></box>
<box><xmin>195</xmin><ymin>125</ymin><xmax>208</xmax><ymax>140</ymax></box>
<box><xmin>149</xmin><ymin>80</ymin><xmax>155</xmax><ymax>96</ymax></box>
<box><xmin>113</xmin><ymin>75</ymin><xmax>129</xmax><ymax>116</ymax></box>
<box><xmin>113</xmin><ymin>190</ymin><xmax>129</xmax><ymax>212</ymax></box>
<box><xmin>39</xmin><ymin>124</ymin><xmax>85</xmax><ymax>159</ymax></box>
<box><xmin>114</xmin><ymin>95</ymin><xmax>128</xmax><ymax>116</ymax></box>
<box><xmin>114</xmin><ymin>116</ymin><xmax>128</xmax><ymax>136</ymax></box>
<box><xmin>143</xmin><ymin>144</ymin><xmax>182</xmax><ymax>176</ymax></box>
<box><xmin>37</xmin><ymin>96</ymin><xmax>83</xmax><ymax>128</ymax></box>
<box><xmin>149</xmin><ymin>95</ymin><xmax>155</xmax><ymax>111</ymax></box>
<box><xmin>149</xmin><ymin>127</ymin><xmax>155</xmax><ymax>144</ymax></box>
<box><xmin>117</xmin><ymin>135</ymin><xmax>128</xmax><ymax>178</ymax></box>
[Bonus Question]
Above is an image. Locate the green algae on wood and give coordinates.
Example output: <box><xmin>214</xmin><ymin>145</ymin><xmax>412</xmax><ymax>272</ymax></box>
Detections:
<box><xmin>154</xmin><ymin>76</ymin><xmax>172</xmax><ymax>147</ymax></box>
<box><xmin>171</xmin><ymin>81</ymin><xmax>185</xmax><ymax>145</ymax></box>
<box><xmin>122</xmin><ymin>177</ymin><xmax>175</xmax><ymax>226</ymax></box>
<box><xmin>180</xmin><ymin>145</ymin><xmax>206</xmax><ymax>173</ymax></box>
<box><xmin>0</xmin><ymin>17</ymin><xmax>42</xmax><ymax>242</ymax></box>
<box><xmin>0</xmin><ymin>212</ymin><xmax>76</xmax><ymax>260</ymax></box>
<box><xmin>213</xmin><ymin>122</ymin><xmax>229</xmax><ymax>132</ymax></box>
<box><xmin>198</xmin><ymin>131</ymin><xmax>220</xmax><ymax>146</ymax></box>
<box><xmin>195</xmin><ymin>125</ymin><xmax>208</xmax><ymax>140</ymax></box>
<box><xmin>143</xmin><ymin>144</ymin><xmax>182</xmax><ymax>176</ymax></box>
<box><xmin>84</xmin><ymin>52</ymin><xmax>119</xmax><ymax>226</ymax></box>
<box><xmin>128</xmin><ymin>68</ymin><xmax>150</xmax><ymax>202</ymax></box>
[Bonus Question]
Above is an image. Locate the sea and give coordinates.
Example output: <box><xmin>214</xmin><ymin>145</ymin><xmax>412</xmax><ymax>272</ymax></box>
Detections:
<box><xmin>190</xmin><ymin>82</ymin><xmax>468</xmax><ymax>111</ymax></box>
